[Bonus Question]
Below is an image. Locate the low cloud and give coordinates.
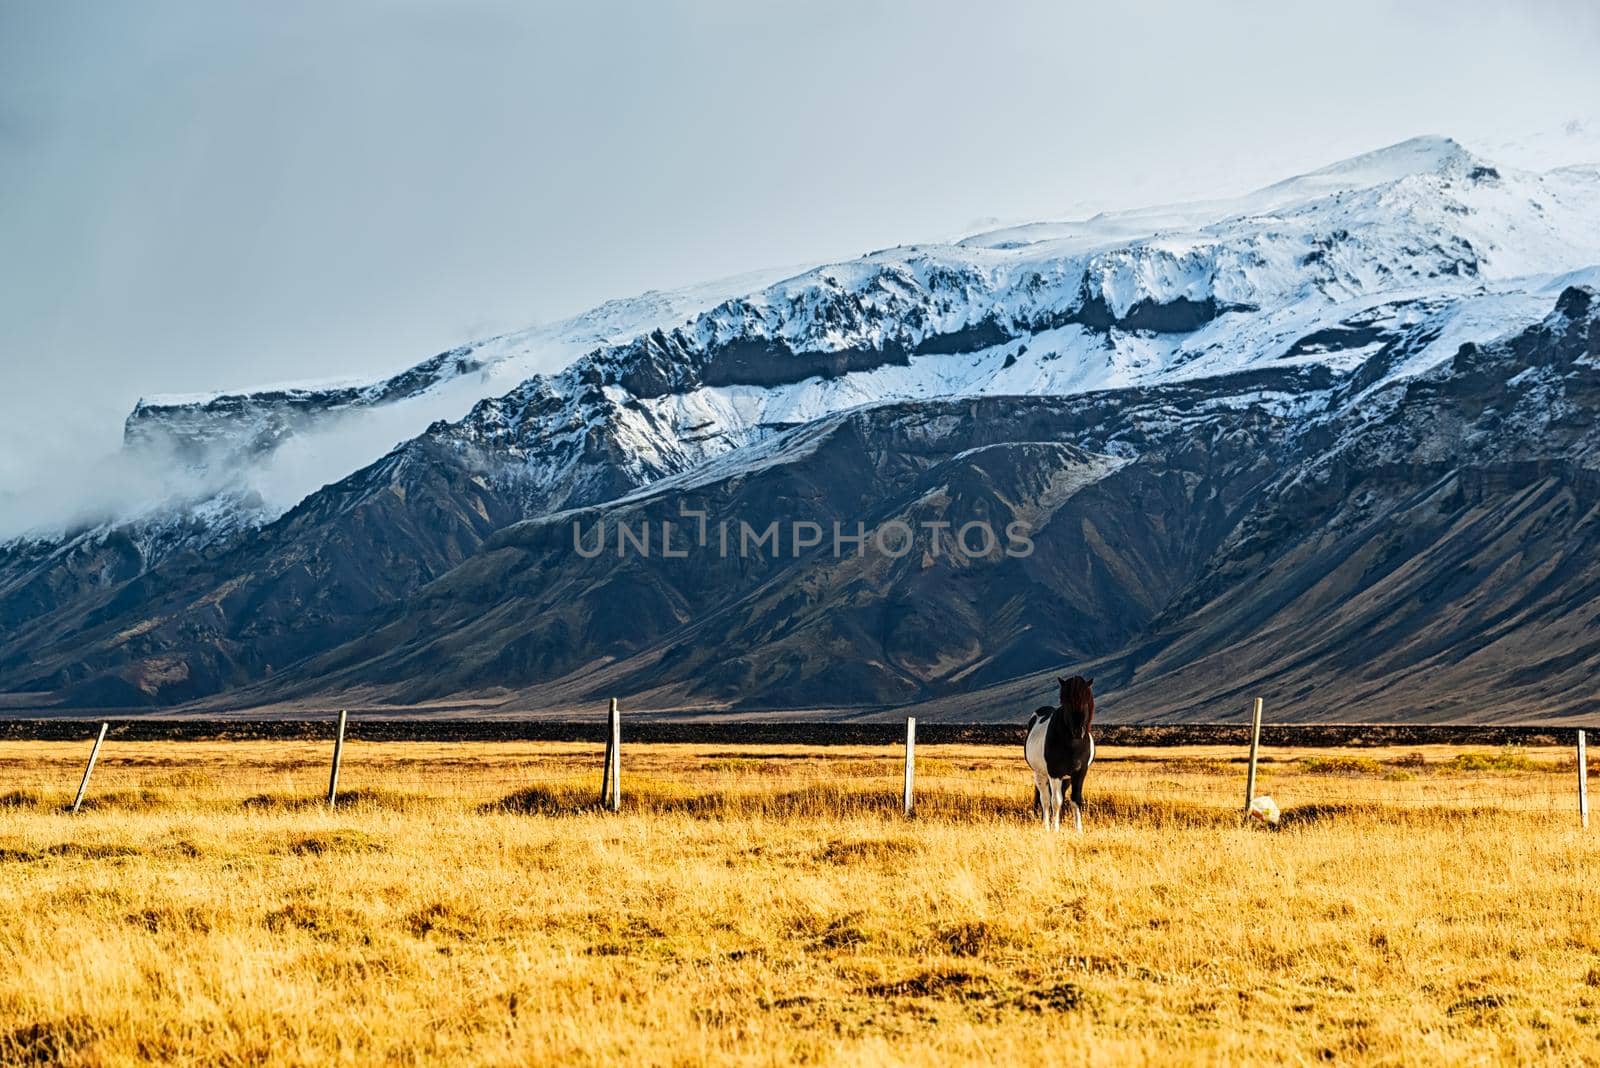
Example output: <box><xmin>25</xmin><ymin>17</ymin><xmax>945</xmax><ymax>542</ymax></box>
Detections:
<box><xmin>0</xmin><ymin>371</ymin><xmax>510</xmax><ymax>545</ymax></box>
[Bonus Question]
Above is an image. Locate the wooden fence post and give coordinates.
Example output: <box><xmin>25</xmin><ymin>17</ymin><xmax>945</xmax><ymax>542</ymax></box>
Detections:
<box><xmin>70</xmin><ymin>722</ymin><xmax>108</xmax><ymax>814</ymax></box>
<box><xmin>608</xmin><ymin>698</ymin><xmax>621</xmax><ymax>812</ymax></box>
<box><xmin>327</xmin><ymin>710</ymin><xmax>347</xmax><ymax>807</ymax></box>
<box><xmin>1579</xmin><ymin>729</ymin><xmax>1590</xmax><ymax>830</ymax></box>
<box><xmin>1243</xmin><ymin>697</ymin><xmax>1264</xmax><ymax>817</ymax></box>
<box><xmin>903</xmin><ymin>717</ymin><xmax>916</xmax><ymax>818</ymax></box>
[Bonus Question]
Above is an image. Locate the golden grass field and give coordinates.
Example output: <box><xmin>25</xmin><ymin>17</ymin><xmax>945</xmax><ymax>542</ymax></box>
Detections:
<box><xmin>0</xmin><ymin>736</ymin><xmax>1596</xmax><ymax>1066</ymax></box>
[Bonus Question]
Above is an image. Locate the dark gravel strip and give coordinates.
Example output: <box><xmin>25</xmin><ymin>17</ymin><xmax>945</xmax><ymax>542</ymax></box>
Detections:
<box><xmin>0</xmin><ymin>719</ymin><xmax>1585</xmax><ymax>748</ymax></box>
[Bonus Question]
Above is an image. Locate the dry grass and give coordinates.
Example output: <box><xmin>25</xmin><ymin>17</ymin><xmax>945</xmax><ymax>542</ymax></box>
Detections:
<box><xmin>0</xmin><ymin>738</ymin><xmax>1596</xmax><ymax>1065</ymax></box>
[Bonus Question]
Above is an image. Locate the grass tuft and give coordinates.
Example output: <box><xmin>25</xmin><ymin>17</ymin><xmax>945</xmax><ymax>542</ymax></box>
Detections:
<box><xmin>0</xmin><ymin>1018</ymin><xmax>93</xmax><ymax>1066</ymax></box>
<box><xmin>1445</xmin><ymin>747</ymin><xmax>1536</xmax><ymax>772</ymax></box>
<box><xmin>285</xmin><ymin>830</ymin><xmax>385</xmax><ymax>856</ymax></box>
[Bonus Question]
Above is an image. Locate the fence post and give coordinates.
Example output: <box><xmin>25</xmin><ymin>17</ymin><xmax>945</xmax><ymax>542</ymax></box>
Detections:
<box><xmin>1243</xmin><ymin>697</ymin><xmax>1264</xmax><ymax>817</ymax></box>
<box><xmin>608</xmin><ymin>698</ymin><xmax>621</xmax><ymax>812</ymax></box>
<box><xmin>1580</xmin><ymin>729</ymin><xmax>1590</xmax><ymax>830</ymax></box>
<box><xmin>70</xmin><ymin>722</ymin><xmax>109</xmax><ymax>814</ymax></box>
<box><xmin>327</xmin><ymin>709</ymin><xmax>347</xmax><ymax>807</ymax></box>
<box><xmin>903</xmin><ymin>717</ymin><xmax>916</xmax><ymax>818</ymax></box>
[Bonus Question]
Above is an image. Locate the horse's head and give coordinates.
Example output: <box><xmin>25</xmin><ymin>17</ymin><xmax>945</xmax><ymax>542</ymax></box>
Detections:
<box><xmin>1056</xmin><ymin>675</ymin><xmax>1095</xmax><ymax>738</ymax></box>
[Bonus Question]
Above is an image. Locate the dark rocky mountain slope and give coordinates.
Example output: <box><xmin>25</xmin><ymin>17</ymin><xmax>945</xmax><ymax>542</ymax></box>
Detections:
<box><xmin>206</xmin><ymin>286</ymin><xmax>1600</xmax><ymax>722</ymax></box>
<box><xmin>2</xmin><ymin>248</ymin><xmax>1597</xmax><ymax>721</ymax></box>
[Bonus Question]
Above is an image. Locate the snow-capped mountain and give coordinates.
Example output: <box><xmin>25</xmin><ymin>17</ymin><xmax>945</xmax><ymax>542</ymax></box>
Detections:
<box><xmin>140</xmin><ymin>280</ymin><xmax>1600</xmax><ymax>721</ymax></box>
<box><xmin>371</xmin><ymin>136</ymin><xmax>1597</xmax><ymax>537</ymax></box>
<box><xmin>101</xmin><ymin>136</ymin><xmax>1600</xmax><ymax>550</ymax></box>
<box><xmin>6</xmin><ymin>132</ymin><xmax>1600</xmax><ymax>718</ymax></box>
<box><xmin>113</xmin><ymin>264</ymin><xmax>802</xmax><ymax>534</ymax></box>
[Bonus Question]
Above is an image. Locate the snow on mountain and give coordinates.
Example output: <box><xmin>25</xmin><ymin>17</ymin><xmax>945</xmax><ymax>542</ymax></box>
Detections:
<box><xmin>25</xmin><ymin>134</ymin><xmax>1600</xmax><ymax>564</ymax></box>
<box><xmin>956</xmin><ymin>135</ymin><xmax>1481</xmax><ymax>251</ymax></box>
<box><xmin>412</xmin><ymin>137</ymin><xmax>1600</xmax><ymax>522</ymax></box>
<box><xmin>1464</xmin><ymin>116</ymin><xmax>1600</xmax><ymax>173</ymax></box>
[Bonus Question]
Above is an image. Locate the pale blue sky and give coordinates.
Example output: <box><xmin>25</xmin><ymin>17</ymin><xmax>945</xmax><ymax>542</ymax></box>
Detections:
<box><xmin>3</xmin><ymin>0</ymin><xmax>1598</xmax><ymax>508</ymax></box>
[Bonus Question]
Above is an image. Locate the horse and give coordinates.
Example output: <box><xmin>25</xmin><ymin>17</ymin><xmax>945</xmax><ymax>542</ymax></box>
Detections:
<box><xmin>1024</xmin><ymin>675</ymin><xmax>1096</xmax><ymax>832</ymax></box>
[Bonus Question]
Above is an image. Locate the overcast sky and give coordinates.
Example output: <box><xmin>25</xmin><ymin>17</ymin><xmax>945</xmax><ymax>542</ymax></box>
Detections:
<box><xmin>3</xmin><ymin>0</ymin><xmax>1599</xmax><ymax>503</ymax></box>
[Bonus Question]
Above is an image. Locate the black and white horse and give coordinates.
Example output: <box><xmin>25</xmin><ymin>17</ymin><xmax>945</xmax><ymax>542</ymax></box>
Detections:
<box><xmin>1025</xmin><ymin>675</ymin><xmax>1096</xmax><ymax>832</ymax></box>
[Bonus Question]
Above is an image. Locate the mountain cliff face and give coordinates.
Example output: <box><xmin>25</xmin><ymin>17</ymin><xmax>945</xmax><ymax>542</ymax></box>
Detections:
<box><xmin>3</xmin><ymin>136</ymin><xmax>1600</xmax><ymax>721</ymax></box>
<box><xmin>178</xmin><ymin>286</ymin><xmax>1600</xmax><ymax>721</ymax></box>
<box><xmin>264</xmin><ymin>382</ymin><xmax>1292</xmax><ymax>713</ymax></box>
<box><xmin>1087</xmin><ymin>284</ymin><xmax>1600</xmax><ymax>722</ymax></box>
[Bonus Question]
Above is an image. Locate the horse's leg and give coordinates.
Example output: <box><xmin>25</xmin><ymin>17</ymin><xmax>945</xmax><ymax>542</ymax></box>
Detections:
<box><xmin>1049</xmin><ymin>778</ymin><xmax>1065</xmax><ymax>832</ymax></box>
<box><xmin>1033</xmin><ymin>772</ymin><xmax>1051</xmax><ymax>829</ymax></box>
<box><xmin>1070</xmin><ymin>773</ymin><xmax>1086</xmax><ymax>834</ymax></box>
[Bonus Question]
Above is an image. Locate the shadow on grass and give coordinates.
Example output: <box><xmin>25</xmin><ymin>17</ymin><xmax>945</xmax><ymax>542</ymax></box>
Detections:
<box><xmin>242</xmin><ymin>789</ymin><xmax>418</xmax><ymax>812</ymax></box>
<box><xmin>72</xmin><ymin>789</ymin><xmax>168</xmax><ymax>812</ymax></box>
<box><xmin>1</xmin><ymin>1017</ymin><xmax>92</xmax><ymax>1066</ymax></box>
<box><xmin>482</xmin><ymin>785</ymin><xmax>606</xmax><ymax>816</ymax></box>
<box><xmin>1278</xmin><ymin>802</ymin><xmax>1384</xmax><ymax>827</ymax></box>
<box><xmin>282</xmin><ymin>830</ymin><xmax>386</xmax><ymax>856</ymax></box>
<box><xmin>483</xmin><ymin>782</ymin><xmax>1240</xmax><ymax>826</ymax></box>
<box><xmin>5</xmin><ymin>781</ymin><xmax>1542</xmax><ymax>829</ymax></box>
<box><xmin>1274</xmin><ymin>801</ymin><xmax>1508</xmax><ymax>827</ymax></box>
<box><xmin>482</xmin><ymin>783</ymin><xmax>1549</xmax><ymax>828</ymax></box>
<box><xmin>485</xmin><ymin>782</ymin><xmax>924</xmax><ymax>819</ymax></box>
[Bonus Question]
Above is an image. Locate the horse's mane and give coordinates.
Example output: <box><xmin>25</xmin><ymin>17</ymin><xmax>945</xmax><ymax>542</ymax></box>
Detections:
<box><xmin>1058</xmin><ymin>675</ymin><xmax>1095</xmax><ymax>739</ymax></box>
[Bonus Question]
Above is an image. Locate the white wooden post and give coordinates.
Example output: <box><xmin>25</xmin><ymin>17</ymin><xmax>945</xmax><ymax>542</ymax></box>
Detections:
<box><xmin>1243</xmin><ymin>697</ymin><xmax>1264</xmax><ymax>816</ymax></box>
<box><xmin>903</xmin><ymin>717</ymin><xmax>916</xmax><ymax>817</ymax></box>
<box><xmin>608</xmin><ymin>698</ymin><xmax>621</xmax><ymax>812</ymax></box>
<box><xmin>70</xmin><ymin>722</ymin><xmax>109</xmax><ymax>814</ymax></box>
<box><xmin>326</xmin><ymin>709</ymin><xmax>347</xmax><ymax>807</ymax></box>
<box><xmin>1579</xmin><ymin>729</ymin><xmax>1590</xmax><ymax>830</ymax></box>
